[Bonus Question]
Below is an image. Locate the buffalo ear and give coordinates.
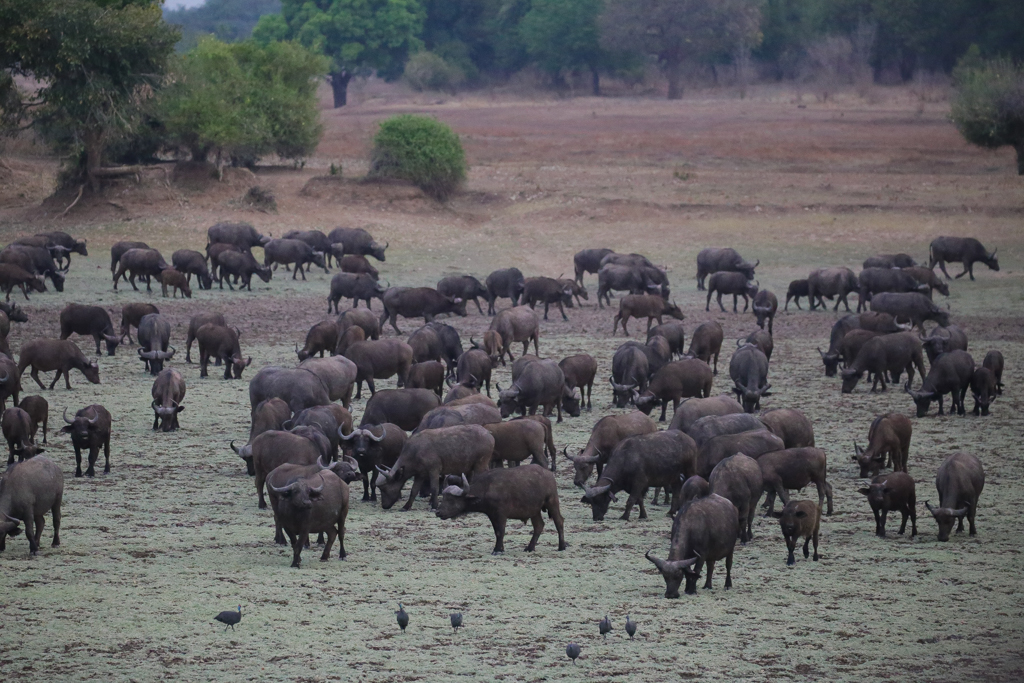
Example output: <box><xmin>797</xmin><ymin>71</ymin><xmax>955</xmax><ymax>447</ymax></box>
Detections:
<box><xmin>175</xmin><ymin>405</ymin><xmax>185</xmax><ymax>413</ymax></box>
<box><xmin>857</xmin><ymin>488</ymin><xmax>871</xmax><ymax>496</ymax></box>
<box><xmin>580</xmin><ymin>495</ymin><xmax>589</xmax><ymax>504</ymax></box>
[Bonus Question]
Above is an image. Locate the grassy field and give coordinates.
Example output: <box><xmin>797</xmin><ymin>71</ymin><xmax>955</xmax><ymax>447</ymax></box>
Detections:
<box><xmin>0</xmin><ymin>87</ymin><xmax>1022</xmax><ymax>682</ymax></box>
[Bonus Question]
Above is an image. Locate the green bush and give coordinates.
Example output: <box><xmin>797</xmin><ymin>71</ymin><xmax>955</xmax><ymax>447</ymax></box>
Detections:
<box><xmin>950</xmin><ymin>56</ymin><xmax>1024</xmax><ymax>175</ymax></box>
<box><xmin>403</xmin><ymin>52</ymin><xmax>465</xmax><ymax>93</ymax></box>
<box><xmin>369</xmin><ymin>115</ymin><xmax>466</xmax><ymax>201</ymax></box>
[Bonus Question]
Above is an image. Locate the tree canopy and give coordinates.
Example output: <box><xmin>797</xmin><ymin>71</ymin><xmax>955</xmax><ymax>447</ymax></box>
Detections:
<box><xmin>951</xmin><ymin>56</ymin><xmax>1024</xmax><ymax>175</ymax></box>
<box><xmin>253</xmin><ymin>0</ymin><xmax>424</xmax><ymax>107</ymax></box>
<box><xmin>520</xmin><ymin>0</ymin><xmax>608</xmax><ymax>95</ymax></box>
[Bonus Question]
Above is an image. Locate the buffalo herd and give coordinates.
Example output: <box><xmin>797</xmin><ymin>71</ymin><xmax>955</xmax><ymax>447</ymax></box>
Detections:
<box><xmin>0</xmin><ymin>225</ymin><xmax>1004</xmax><ymax>602</ymax></box>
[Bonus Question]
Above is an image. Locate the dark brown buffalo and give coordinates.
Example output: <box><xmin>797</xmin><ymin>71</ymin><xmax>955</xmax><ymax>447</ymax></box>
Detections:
<box><xmin>807</xmin><ymin>267</ymin><xmax>859</xmax><ymax>312</ymax></box>
<box><xmin>840</xmin><ymin>332</ymin><xmax>927</xmax><ymax>393</ymax></box>
<box><xmin>206</xmin><ymin>242</ymin><xmax>243</xmax><ymax>280</ymax></box>
<box><xmin>343</xmin><ymin>339</ymin><xmax>414</xmax><ymax>398</ymax></box>
<box><xmin>0</xmin><ymin>354</ymin><xmax>21</xmax><ymax>409</ymax></box>
<box><xmin>248</xmin><ymin>366</ymin><xmax>330</xmax><ymax>417</ymax></box>
<box><xmin>485</xmin><ymin>268</ymin><xmax>525</xmax><ymax>314</ymax></box>
<box><xmin>337</xmin><ymin>254</ymin><xmax>379</xmax><ymax>279</ymax></box>
<box><xmin>609</xmin><ymin>344</ymin><xmax>649</xmax><ymax>408</ymax></box>
<box><xmin>437</xmin><ymin>466</ymin><xmax>567</xmax><ymax>554</ymax></box>
<box><xmin>929</xmin><ymin>237</ymin><xmax>998</xmax><ymax>281</ymax></box>
<box><xmin>184</xmin><ymin>312</ymin><xmax>225</xmax><ymax>364</ymax></box>
<box><xmin>110</xmin><ymin>240</ymin><xmax>149</xmax><ymax>276</ymax></box>
<box><xmin>171</xmin><ymin>249</ymin><xmax>213</xmax><ymax>290</ymax></box>
<box><xmin>614</xmin><ymin>295</ymin><xmax>684</xmax><ymax>336</ymax></box>
<box><xmin>696</xmin><ymin>248</ymin><xmax>758</xmax><ymax>291</ymax></box>
<box><xmin>1</xmin><ymin>244</ymin><xmax>66</xmax><ymax>290</ymax></box>
<box><xmin>437</xmin><ymin>275</ymin><xmax>488</xmax><ymax>315</ymax></box>
<box><xmin>819</xmin><ymin>312</ymin><xmax>910</xmax><ymax>377</ymax></box>
<box><xmin>559</xmin><ymin>354</ymin><xmax>597</xmax><ymax>412</ymax></box>
<box><xmin>217</xmin><ymin>251</ymin><xmax>272</xmax><ymax>290</ymax></box>
<box><xmin>903</xmin><ymin>266</ymin><xmax>950</xmax><ymax>298</ymax></box>
<box><xmin>497</xmin><ymin>358</ymin><xmax>574</xmax><ymax>422</ymax></box>
<box><xmin>558</xmin><ymin>278</ymin><xmax>588</xmax><ymax>307</ymax></box>
<box><xmin>19</xmin><ymin>395</ymin><xmax>47</xmax><ymax>445</ymax></box>
<box><xmin>778</xmin><ymin>500</ymin><xmax>821</xmax><ymax>564</ymax></box>
<box><xmin>0</xmin><ymin>264</ymin><xmax>46</xmax><ymax>301</ymax></box>
<box><xmin>3</xmin><ymin>407</ymin><xmax>40</xmax><ymax>463</ymax></box>
<box><xmin>853</xmin><ymin>412</ymin><xmax>912</xmax><ymax>478</ymax></box>
<box><xmin>327</xmin><ymin>227</ymin><xmax>387</xmax><ymax>261</ymax></box>
<box><xmin>489</xmin><ymin>307</ymin><xmax>540</xmax><ymax>362</ymax></box>
<box><xmin>158</xmin><ymin>268</ymin><xmax>192</xmax><ymax>299</ymax></box>
<box><xmin>759</xmin><ymin>408</ymin><xmax>815</xmax><ymax>449</ymax></box>
<box><xmin>752</xmin><ymin>289</ymin><xmax>778</xmax><ymax>335</ymax></box>
<box><xmin>705</xmin><ymin>454</ymin><xmax>763</xmax><ymax>541</ymax></box>
<box><xmin>297</xmin><ymin>320</ymin><xmax>339</xmax><ymax>362</ymax></box>
<box><xmin>686</xmin><ymin>321</ymin><xmax>724</xmax><ymax>374</ymax></box>
<box><xmin>568</xmin><ymin>412</ymin><xmax>657</xmax><ymax>486</ymax></box>
<box><xmin>360</xmin><ymin>388</ymin><xmax>440</xmax><ymax>431</ymax></box>
<box><xmin>706</xmin><ymin>272</ymin><xmax>758</xmax><ymax>313</ymax></box>
<box><xmin>580</xmin><ymin>430</ymin><xmax>697</xmax><ymax>521</ymax></box>
<box><xmin>151</xmin><ymin>369</ymin><xmax>185</xmax><ymax>432</ymax></box>
<box><xmin>730</xmin><ymin>344</ymin><xmax>770</xmax><ymax>413</ymax></box>
<box><xmin>857</xmin><ymin>267</ymin><xmax>929</xmax><ymax>310</ymax></box>
<box><xmin>596</xmin><ymin>264</ymin><xmax>663</xmax><ymax>307</ymax></box>
<box><xmin>207</xmin><ymin>222</ymin><xmax>269</xmax><ymax>250</ymax></box>
<box><xmin>250</xmin><ymin>428</ymin><xmax>328</xmax><ymax>509</ymax></box>
<box><xmin>268</xmin><ymin>464</ymin><xmax>351</xmax><ymax>568</ymax></box>
<box><xmin>758</xmin><ymin>447</ymin><xmax>834</xmax><ymax>517</ymax></box>
<box><xmin>484</xmin><ymin>419</ymin><xmax>549</xmax><ymax>469</ymax></box>
<box><xmin>859</xmin><ymin>472</ymin><xmax>916</xmax><ymax>538</ymax></box>
<box><xmin>574</xmin><ymin>248</ymin><xmax>614</xmax><ymax>285</ymax></box>
<box><xmin>298</xmin><ymin>356</ymin><xmax>358</xmax><ymax>407</ymax></box>
<box><xmin>634</xmin><ymin>359</ymin><xmax>713</xmax><ymax>422</ymax></box>
<box><xmin>926</xmin><ymin>452</ymin><xmax>984</xmax><ymax>541</ymax></box>
<box><xmin>686</xmin><ymin>412</ymin><xmax>765</xmax><ymax>449</ymax></box>
<box><xmin>522</xmin><ymin>277</ymin><xmax>572</xmax><ymax>321</ymax></box>
<box><xmin>112</xmin><ymin>248</ymin><xmax>168</xmax><ymax>292</ymax></box>
<box><xmin>18</xmin><ymin>339</ymin><xmax>100</xmax><ymax>390</ymax></box>
<box><xmin>338</xmin><ymin>307</ymin><xmax>381</xmax><ymax>341</ymax></box>
<box><xmin>406</xmin><ymin>361</ymin><xmax>446</xmax><ymax>398</ymax></box>
<box><xmin>906</xmin><ymin>349</ymin><xmax>974</xmax><ymax>417</ymax></box>
<box><xmin>669</xmin><ymin>395</ymin><xmax>745</xmax><ymax>433</ymax></box>
<box><xmin>647</xmin><ymin>321</ymin><xmax>686</xmax><ymax>358</ymax></box>
<box><xmin>415</xmin><ymin>403</ymin><xmax>502</xmax><ymax>433</ymax></box>
<box><xmin>340</xmin><ymin>423</ymin><xmax>406</xmax><ymax>502</ymax></box>
<box><xmin>233</xmin><ymin>397</ymin><xmax>291</xmax><ymax>474</ymax></box>
<box><xmin>784</xmin><ymin>279</ymin><xmax>809</xmax><ymax>311</ymax></box>
<box><xmin>696</xmin><ymin>430</ymin><xmax>785</xmax><ymax>479</ymax></box>
<box><xmin>869</xmin><ymin>292</ymin><xmax>949</xmax><ymax>330</ymax></box>
<box><xmin>264</xmin><ymin>238</ymin><xmax>328</xmax><ymax>280</ymax></box>
<box><xmin>455</xmin><ymin>348</ymin><xmax>493</xmax><ymax>397</ymax></box>
<box><xmin>983</xmin><ymin>349</ymin><xmax>1004</xmax><ymax>394</ymax></box>
<box><xmin>742</xmin><ymin>329</ymin><xmax>774</xmax><ymax>363</ymax></box>
<box><xmin>864</xmin><ymin>253</ymin><xmax>917</xmax><ymax>269</ymax></box>
<box><xmin>59</xmin><ymin>304</ymin><xmax>121</xmax><ymax>356</ymax></box>
<box><xmin>0</xmin><ymin>455</ymin><xmax>64</xmax><ymax>556</ymax></box>
<box><xmin>646</xmin><ymin>494</ymin><xmax>739</xmax><ymax>597</ymax></box>
<box><xmin>377</xmin><ymin>425</ymin><xmax>494</xmax><ymax>510</ymax></box>
<box><xmin>921</xmin><ymin>325</ymin><xmax>968</xmax><ymax>364</ymax></box>
<box><xmin>137</xmin><ymin>314</ymin><xmax>174</xmax><ymax>375</ymax></box>
<box><xmin>60</xmin><ymin>405</ymin><xmax>112</xmax><ymax>477</ymax></box>
<box><xmin>120</xmin><ymin>302</ymin><xmax>159</xmax><ymax>345</ymax></box>
<box><xmin>283</xmin><ymin>229</ymin><xmax>334</xmax><ymax>264</ymax></box>
<box><xmin>196</xmin><ymin>324</ymin><xmax>251</xmax><ymax>379</ymax></box>
<box><xmin>380</xmin><ymin>287</ymin><xmax>467</xmax><ymax>333</ymax></box>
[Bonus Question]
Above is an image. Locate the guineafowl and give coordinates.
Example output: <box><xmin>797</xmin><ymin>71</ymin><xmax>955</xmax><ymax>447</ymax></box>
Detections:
<box><xmin>450</xmin><ymin>612</ymin><xmax>462</xmax><ymax>633</ymax></box>
<box><xmin>625</xmin><ymin>615</ymin><xmax>637</xmax><ymax>640</ymax></box>
<box><xmin>215</xmin><ymin>606</ymin><xmax>241</xmax><ymax>631</ymax></box>
<box><xmin>566</xmin><ymin>642</ymin><xmax>581</xmax><ymax>664</ymax></box>
<box><xmin>599</xmin><ymin>614</ymin><xmax>612</xmax><ymax>639</ymax></box>
<box><xmin>395</xmin><ymin>603</ymin><xmax>409</xmax><ymax>633</ymax></box>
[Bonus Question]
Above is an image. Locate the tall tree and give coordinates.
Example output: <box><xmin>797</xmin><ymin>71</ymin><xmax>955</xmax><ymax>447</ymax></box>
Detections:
<box><xmin>600</xmin><ymin>0</ymin><xmax>764</xmax><ymax>99</ymax></box>
<box><xmin>520</xmin><ymin>0</ymin><xmax>607</xmax><ymax>95</ymax></box>
<box><xmin>950</xmin><ymin>57</ymin><xmax>1024</xmax><ymax>175</ymax></box>
<box><xmin>1</xmin><ymin>0</ymin><xmax>179</xmax><ymax>190</ymax></box>
<box><xmin>253</xmin><ymin>0</ymin><xmax>424</xmax><ymax>107</ymax></box>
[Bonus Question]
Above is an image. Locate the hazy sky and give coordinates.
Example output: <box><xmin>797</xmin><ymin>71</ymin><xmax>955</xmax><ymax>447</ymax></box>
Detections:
<box><xmin>164</xmin><ymin>0</ymin><xmax>207</xmax><ymax>9</ymax></box>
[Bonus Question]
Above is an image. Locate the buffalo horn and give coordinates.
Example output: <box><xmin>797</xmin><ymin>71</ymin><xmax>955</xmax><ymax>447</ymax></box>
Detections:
<box><xmin>338</xmin><ymin>427</ymin><xmax>356</xmax><ymax>440</ymax></box>
<box><xmin>461</xmin><ymin>473</ymin><xmax>470</xmax><ymax>490</ymax></box>
<box><xmin>267</xmin><ymin>480</ymin><xmax>300</xmax><ymax>494</ymax></box>
<box><xmin>308</xmin><ymin>475</ymin><xmax>325</xmax><ymax>494</ymax></box>
<box><xmin>366</xmin><ymin>426</ymin><xmax>385</xmax><ymax>442</ymax></box>
<box><xmin>230</xmin><ymin>440</ymin><xmax>241</xmax><ymax>454</ymax></box>
<box><xmin>924</xmin><ymin>501</ymin><xmax>935</xmax><ymax>513</ymax></box>
<box><xmin>63</xmin><ymin>407</ymin><xmax>74</xmax><ymax>424</ymax></box>
<box><xmin>1</xmin><ymin>510</ymin><xmax>23</xmax><ymax>524</ymax></box>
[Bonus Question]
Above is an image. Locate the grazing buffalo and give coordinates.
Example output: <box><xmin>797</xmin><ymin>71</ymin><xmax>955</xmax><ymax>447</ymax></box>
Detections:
<box><xmin>696</xmin><ymin>430</ymin><xmax>785</xmax><ymax>479</ymax></box>
<box><xmin>408</xmin><ymin>325</ymin><xmax>445</xmax><ymax>365</ymax></box>
<box><xmin>646</xmin><ymin>494</ymin><xmax>739</xmax><ymax>597</ymax></box>
<box><xmin>971</xmin><ymin>367</ymin><xmax>997</xmax><ymax>416</ymax></box>
<box><xmin>859</xmin><ymin>472</ymin><xmax>916</xmax><ymax>538</ymax></box>
<box><xmin>298</xmin><ymin>355</ymin><xmax>358</xmax><ymax>407</ymax></box>
<box><xmin>807</xmin><ymin>267</ymin><xmax>859</xmax><ymax>312</ymax></box>
<box><xmin>568</xmin><ymin>412</ymin><xmax>657</xmax><ymax>486</ymax></box>
<box><xmin>903</xmin><ymin>266</ymin><xmax>949</xmax><ymax>298</ymax></box>
<box><xmin>648</xmin><ymin>321</ymin><xmax>686</xmax><ymax>358</ymax></box>
<box><xmin>0</xmin><ymin>264</ymin><xmax>46</xmax><ymax>301</ymax></box>
<box><xmin>60</xmin><ymin>405</ymin><xmax>112</xmax><ymax>478</ymax></box>
<box><xmin>248</xmin><ymin>366</ymin><xmax>330</xmax><ymax>417</ymax></box>
<box><xmin>522</xmin><ymin>277</ymin><xmax>573</xmax><ymax>321</ymax></box>
<box><xmin>559</xmin><ymin>354</ymin><xmax>597</xmax><ymax>412</ymax></box>
<box><xmin>497</xmin><ymin>359</ymin><xmax>574</xmax><ymax>422</ymax></box>
<box><xmin>730</xmin><ymin>344</ymin><xmax>770</xmax><ymax>413</ymax></box>
<box><xmin>484</xmin><ymin>419</ymin><xmax>550</xmax><ymax>469</ymax></box>
<box><xmin>380</xmin><ymin>287</ymin><xmax>466</xmax><ymax>334</ymax></box>
<box><xmin>456</xmin><ymin>348</ymin><xmax>493</xmax><ymax>397</ymax></box>
<box><xmin>328</xmin><ymin>227</ymin><xmax>387</xmax><ymax>261</ymax></box>
<box><xmin>151</xmin><ymin>369</ymin><xmax>186</xmax><ymax>432</ymax></box>
<box><xmin>485</xmin><ymin>268</ymin><xmax>526</xmax><ymax>314</ymax></box>
<box><xmin>784</xmin><ymin>279</ymin><xmax>809</xmax><ymax>311</ymax></box>
<box><xmin>686</xmin><ymin>321</ymin><xmax>724</xmax><ymax>374</ymax></box>
<box><xmin>864</xmin><ymin>253</ymin><xmax>917</xmax><ymax>269</ymax></box>
<box><xmin>415</xmin><ymin>402</ymin><xmax>502</xmax><ymax>433</ymax></box>
<box><xmin>926</xmin><ymin>453</ymin><xmax>984</xmax><ymax>541</ymax></box>
<box><xmin>869</xmin><ymin>292</ymin><xmax>949</xmax><ymax>330</ymax></box>
<box><xmin>196</xmin><ymin>324</ymin><xmax>251</xmax><ymax>379</ymax></box>
<box><xmin>610</xmin><ymin>344</ymin><xmax>649</xmax><ymax>408</ymax></box>
<box><xmin>120</xmin><ymin>302</ymin><xmax>159</xmax><ymax>346</ymax></box>
<box><xmin>752</xmin><ymin>289</ymin><xmax>778</xmax><ymax>335</ymax></box>
<box><xmin>840</xmin><ymin>332</ymin><xmax>926</xmax><ymax>394</ymax></box>
<box><xmin>778</xmin><ymin>500</ymin><xmax>821</xmax><ymax>565</ymax></box>
<box><xmin>297</xmin><ymin>320</ymin><xmax>340</xmax><ymax>362</ymax></box>
<box><xmin>906</xmin><ymin>349</ymin><xmax>974</xmax><ymax>417</ymax></box>
<box><xmin>337</xmin><ymin>254</ymin><xmax>379</xmax><ymax>279</ymax></box>
<box><xmin>437</xmin><ymin>275</ymin><xmax>488</xmax><ymax>315</ymax></box>
<box><xmin>852</xmin><ymin>413</ymin><xmax>912</xmax><ymax>478</ymax></box>
<box><xmin>337</xmin><ymin>308</ymin><xmax>380</xmax><ymax>343</ymax></box>
<box><xmin>758</xmin><ymin>447</ymin><xmax>834</xmax><ymax>517</ymax></box>
<box><xmin>920</xmin><ymin>325</ymin><xmax>968</xmax><ymax>364</ymax></box>
<box><xmin>819</xmin><ymin>312</ymin><xmax>910</xmax><ymax>377</ymax></box>
<box><xmin>232</xmin><ymin>397</ymin><xmax>291</xmax><ymax>473</ymax></box>
<box><xmin>857</xmin><ymin>268</ymin><xmax>929</xmax><ymax>311</ymax></box>
<box><xmin>343</xmin><ymin>339</ymin><xmax>414</xmax><ymax>398</ymax></box>
<box><xmin>19</xmin><ymin>339</ymin><xmax>100</xmax><ymax>390</ymax></box>
<box><xmin>669</xmin><ymin>395</ymin><xmax>745</xmax><ymax>433</ymax></box>
<box><xmin>558</xmin><ymin>278</ymin><xmax>588</xmax><ymax>307</ymax></box>
<box><xmin>283</xmin><ymin>229</ymin><xmax>334</xmax><ymax>264</ymax></box>
<box><xmin>406</xmin><ymin>362</ymin><xmax>445</xmax><ymax>398</ymax></box>
<box><xmin>574</xmin><ymin>248</ymin><xmax>615</xmax><ymax>285</ymax></box>
<box><xmin>437</xmin><ymin>466</ymin><xmax>567</xmax><ymax>554</ymax></box>
<box><xmin>489</xmin><ymin>307</ymin><xmax>540</xmax><ymax>362</ymax></box>
<box><xmin>110</xmin><ymin>241</ymin><xmax>149</xmax><ymax>278</ymax></box>
<box><xmin>929</xmin><ymin>237</ymin><xmax>998</xmax><ymax>281</ymax></box>
<box><xmin>328</xmin><ymin>272</ymin><xmax>386</xmax><ymax>312</ymax></box>
<box><xmin>3</xmin><ymin>407</ymin><xmax>40</xmax><ymax>463</ymax></box>
<box><xmin>706</xmin><ymin>273</ymin><xmax>758</xmax><ymax>313</ymax></box>
<box><xmin>171</xmin><ymin>250</ymin><xmax>213</xmax><ymax>290</ymax></box>
<box><xmin>263</xmin><ymin>239</ymin><xmax>328</xmax><ymax>279</ymax></box>
<box><xmin>112</xmin><ymin>248</ymin><xmax>168</xmax><ymax>292</ymax></box>
<box><xmin>0</xmin><ymin>455</ymin><xmax>64</xmax><ymax>556</ymax></box>
<box><xmin>634</xmin><ymin>359</ymin><xmax>713</xmax><ymax>422</ymax></box>
<box><xmin>137</xmin><ymin>314</ymin><xmax>174</xmax><ymax>375</ymax></box>
<box><xmin>696</xmin><ymin>248</ymin><xmax>758</xmax><ymax>291</ymax></box>
<box><xmin>157</xmin><ymin>269</ymin><xmax>191</xmax><ymax>299</ymax></box>
<box><xmin>613</xmin><ymin>295</ymin><xmax>684</xmax><ymax>336</ymax></box>
<box><xmin>251</xmin><ymin>429</ymin><xmax>329</xmax><ymax>509</ymax></box>
<box><xmin>217</xmin><ymin>251</ymin><xmax>272</xmax><ymax>290</ymax></box>
<box><xmin>706</xmin><ymin>454</ymin><xmax>763</xmax><ymax>542</ymax></box>
<box><xmin>59</xmin><ymin>304</ymin><xmax>122</xmax><ymax>356</ymax></box>
<box><xmin>686</xmin><ymin>412</ymin><xmax>765</xmax><ymax>448</ymax></box>
<box><xmin>208</xmin><ymin>222</ymin><xmax>269</xmax><ymax>250</ymax></box>
<box><xmin>0</xmin><ymin>355</ymin><xmax>22</xmax><ymax>409</ymax></box>
<box><xmin>1</xmin><ymin>245</ymin><xmax>66</xmax><ymax>291</ymax></box>
<box><xmin>759</xmin><ymin>409</ymin><xmax>815</xmax><ymax>449</ymax></box>
<box><xmin>361</xmin><ymin>389</ymin><xmax>440</xmax><ymax>432</ymax></box>
<box><xmin>597</xmin><ymin>264</ymin><xmax>661</xmax><ymax>307</ymax></box>
<box><xmin>19</xmin><ymin>395</ymin><xmax>48</xmax><ymax>445</ymax></box>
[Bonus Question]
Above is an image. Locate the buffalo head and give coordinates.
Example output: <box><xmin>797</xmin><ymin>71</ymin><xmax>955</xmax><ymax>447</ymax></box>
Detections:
<box><xmin>925</xmin><ymin>501</ymin><xmax>968</xmax><ymax>541</ymax></box>
<box><xmin>645</xmin><ymin>549</ymin><xmax>700</xmax><ymax>598</ymax></box>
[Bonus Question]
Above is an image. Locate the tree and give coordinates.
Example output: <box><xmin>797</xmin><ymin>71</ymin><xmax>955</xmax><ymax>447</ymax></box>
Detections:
<box><xmin>0</xmin><ymin>0</ymin><xmax>179</xmax><ymax>190</ymax></box>
<box><xmin>600</xmin><ymin>0</ymin><xmax>764</xmax><ymax>99</ymax></box>
<box><xmin>253</xmin><ymin>0</ymin><xmax>424</xmax><ymax>108</ymax></box>
<box><xmin>520</xmin><ymin>0</ymin><xmax>607</xmax><ymax>95</ymax></box>
<box><xmin>950</xmin><ymin>57</ymin><xmax>1024</xmax><ymax>175</ymax></box>
<box><xmin>158</xmin><ymin>38</ymin><xmax>328</xmax><ymax>170</ymax></box>
<box><xmin>164</xmin><ymin>0</ymin><xmax>282</xmax><ymax>50</ymax></box>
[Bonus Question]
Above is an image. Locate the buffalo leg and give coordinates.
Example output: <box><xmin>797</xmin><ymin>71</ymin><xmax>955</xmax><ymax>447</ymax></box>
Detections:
<box><xmin>822</xmin><ymin>480</ymin><xmax>834</xmax><ymax>515</ymax></box>
<box><xmin>532</xmin><ymin>335</ymin><xmax>539</xmax><ymax>356</ymax></box>
<box><xmin>785</xmin><ymin>532</ymin><xmax>797</xmax><ymax>565</ymax></box>
<box><xmin>717</xmin><ymin>293</ymin><xmax>726</xmax><ymax>312</ymax></box>
<box><xmin>337</xmin><ymin>515</ymin><xmax>347</xmax><ymax>559</ymax></box>
<box><xmin>472</xmin><ymin>297</ymin><xmax>484</xmax><ymax>315</ymax></box>
<box><xmin>742</xmin><ymin>294</ymin><xmax>749</xmax><ymax>312</ymax></box>
<box><xmin>489</xmin><ymin>514</ymin><xmax>507</xmax><ymax>554</ymax></box>
<box><xmin>732</xmin><ymin>294</ymin><xmax>739</xmax><ymax>312</ymax></box>
<box><xmin>86</xmin><ymin>445</ymin><xmax>98</xmax><ymax>477</ymax></box>
<box><xmin>802</xmin><ymin>535</ymin><xmax>812</xmax><ymax>559</ymax></box>
<box><xmin>967</xmin><ymin>505</ymin><xmax>977</xmax><ymax>535</ymax></box>
<box><xmin>525</xmin><ymin>514</ymin><xmax>544</xmax><ymax>551</ymax></box>
<box><xmin>289</xmin><ymin>533</ymin><xmax>303</xmax><ymax>569</ymax></box>
<box><xmin>30</xmin><ymin>514</ymin><xmax>44</xmax><ymax>555</ymax></box>
<box><xmin>703</xmin><ymin>559</ymin><xmax>716</xmax><ymax>589</ymax></box>
<box><xmin>50</xmin><ymin>505</ymin><xmax>60</xmax><ymax>547</ymax></box>
<box><xmin>103</xmin><ymin>438</ymin><xmax>110</xmax><ymax>474</ymax></box>
<box><xmin>549</xmin><ymin>500</ymin><xmax>568</xmax><ymax>550</ymax></box>
<box><xmin>361</xmin><ymin>472</ymin><xmax>371</xmax><ymax>501</ymax></box>
<box><xmin>319</xmin><ymin>525</ymin><xmax>337</xmax><ymax>561</ymax></box>
<box><xmin>557</xmin><ymin>301</ymin><xmax>567</xmax><ymax>322</ymax></box>
<box><xmin>30</xmin><ymin>368</ymin><xmax>46</xmax><ymax>391</ymax></box>
<box><xmin>402</xmin><ymin>477</ymin><xmax>424</xmax><ymax>510</ymax></box>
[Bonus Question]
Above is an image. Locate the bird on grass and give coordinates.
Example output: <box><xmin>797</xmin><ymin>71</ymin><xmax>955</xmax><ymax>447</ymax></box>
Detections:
<box><xmin>625</xmin><ymin>615</ymin><xmax>637</xmax><ymax>640</ymax></box>
<box><xmin>599</xmin><ymin>615</ymin><xmax>612</xmax><ymax>639</ymax></box>
<box><xmin>566</xmin><ymin>642</ymin><xmax>581</xmax><ymax>665</ymax></box>
<box><xmin>450</xmin><ymin>612</ymin><xmax>463</xmax><ymax>633</ymax></box>
<box><xmin>395</xmin><ymin>603</ymin><xmax>409</xmax><ymax>633</ymax></box>
<box><xmin>215</xmin><ymin>606</ymin><xmax>241</xmax><ymax>631</ymax></box>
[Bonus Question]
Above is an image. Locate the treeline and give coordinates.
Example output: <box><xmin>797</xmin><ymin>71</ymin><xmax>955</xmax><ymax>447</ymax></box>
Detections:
<box><xmin>173</xmin><ymin>0</ymin><xmax>1024</xmax><ymax>104</ymax></box>
<box><xmin>164</xmin><ymin>0</ymin><xmax>280</xmax><ymax>49</ymax></box>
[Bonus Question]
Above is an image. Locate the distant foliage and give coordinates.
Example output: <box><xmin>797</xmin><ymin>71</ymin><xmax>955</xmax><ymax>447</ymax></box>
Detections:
<box><xmin>404</xmin><ymin>52</ymin><xmax>465</xmax><ymax>92</ymax></box>
<box><xmin>369</xmin><ymin>115</ymin><xmax>466</xmax><ymax>201</ymax></box>
<box><xmin>158</xmin><ymin>38</ymin><xmax>327</xmax><ymax>167</ymax></box>
<box><xmin>164</xmin><ymin>0</ymin><xmax>281</xmax><ymax>49</ymax></box>
<box><xmin>950</xmin><ymin>56</ymin><xmax>1024</xmax><ymax>175</ymax></box>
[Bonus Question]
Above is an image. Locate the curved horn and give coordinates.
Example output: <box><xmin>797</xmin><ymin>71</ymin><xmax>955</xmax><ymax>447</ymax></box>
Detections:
<box><xmin>461</xmin><ymin>473</ymin><xmax>470</xmax><ymax>489</ymax></box>
<box><xmin>318</xmin><ymin>454</ymin><xmax>330</xmax><ymax>470</ymax></box>
<box><xmin>645</xmin><ymin>549</ymin><xmax>668</xmax><ymax>572</ymax></box>
<box><xmin>366</xmin><ymin>426</ymin><xmax>385</xmax><ymax>442</ymax></box>
<box><xmin>63</xmin><ymin>407</ymin><xmax>74</xmax><ymax>424</ymax></box>
<box><xmin>924</xmin><ymin>501</ymin><xmax>936</xmax><ymax>513</ymax></box>
<box><xmin>753</xmin><ymin>260</ymin><xmax>759</xmax><ymax>268</ymax></box>
<box><xmin>295</xmin><ymin>343</ymin><xmax>299</xmax><ymax>353</ymax></box>
<box><xmin>2</xmin><ymin>510</ymin><xmax>23</xmax><ymax>524</ymax></box>
<box><xmin>88</xmin><ymin>411</ymin><xmax>99</xmax><ymax>424</ymax></box>
<box><xmin>268</xmin><ymin>481</ymin><xmax>300</xmax><ymax>494</ymax></box>
<box><xmin>338</xmin><ymin>427</ymin><xmax>357</xmax><ymax>440</ymax></box>
<box><xmin>953</xmin><ymin>506</ymin><xmax>969</xmax><ymax>518</ymax></box>
<box><xmin>230</xmin><ymin>440</ymin><xmax>241</xmax><ymax>454</ymax></box>
<box><xmin>308</xmin><ymin>475</ymin><xmax>325</xmax><ymax>494</ymax></box>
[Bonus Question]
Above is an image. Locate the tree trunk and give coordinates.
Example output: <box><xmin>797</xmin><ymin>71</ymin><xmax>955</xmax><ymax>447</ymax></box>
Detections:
<box><xmin>84</xmin><ymin>128</ymin><xmax>104</xmax><ymax>193</ymax></box>
<box><xmin>591</xmin><ymin>67</ymin><xmax>600</xmax><ymax>97</ymax></box>
<box><xmin>1016</xmin><ymin>142</ymin><xmax>1024</xmax><ymax>176</ymax></box>
<box><xmin>330</xmin><ymin>70</ymin><xmax>352</xmax><ymax>108</ymax></box>
<box><xmin>665</xmin><ymin>59</ymin><xmax>683</xmax><ymax>100</ymax></box>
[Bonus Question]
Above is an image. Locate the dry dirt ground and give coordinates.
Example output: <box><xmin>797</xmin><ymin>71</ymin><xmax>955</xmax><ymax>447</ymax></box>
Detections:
<box><xmin>0</xmin><ymin>85</ymin><xmax>1022</xmax><ymax>682</ymax></box>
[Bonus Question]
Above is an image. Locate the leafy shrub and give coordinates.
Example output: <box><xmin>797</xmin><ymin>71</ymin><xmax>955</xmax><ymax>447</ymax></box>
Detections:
<box><xmin>950</xmin><ymin>56</ymin><xmax>1024</xmax><ymax>175</ymax></box>
<box><xmin>369</xmin><ymin>115</ymin><xmax>466</xmax><ymax>201</ymax></box>
<box><xmin>404</xmin><ymin>52</ymin><xmax>465</xmax><ymax>93</ymax></box>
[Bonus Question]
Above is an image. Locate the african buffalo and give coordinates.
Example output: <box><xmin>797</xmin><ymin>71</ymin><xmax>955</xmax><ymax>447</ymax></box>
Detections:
<box><xmin>696</xmin><ymin>248</ymin><xmax>758</xmax><ymax>291</ymax></box>
<box><xmin>929</xmin><ymin>237</ymin><xmax>998</xmax><ymax>281</ymax></box>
